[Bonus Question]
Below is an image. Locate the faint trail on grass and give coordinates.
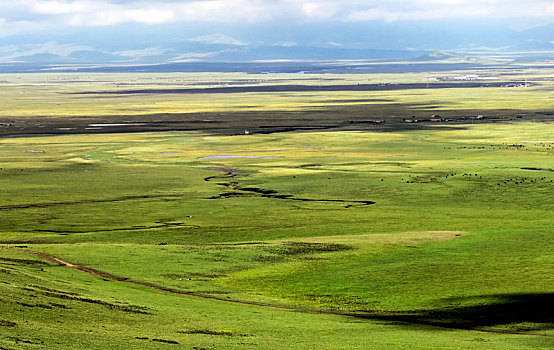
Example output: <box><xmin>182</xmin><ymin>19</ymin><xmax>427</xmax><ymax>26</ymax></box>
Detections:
<box><xmin>31</xmin><ymin>222</ymin><xmax>200</xmax><ymax>234</ymax></box>
<box><xmin>2</xmin><ymin>246</ymin><xmax>552</xmax><ymax>338</ymax></box>
<box><xmin>0</xmin><ymin>194</ymin><xmax>188</xmax><ymax>211</ymax></box>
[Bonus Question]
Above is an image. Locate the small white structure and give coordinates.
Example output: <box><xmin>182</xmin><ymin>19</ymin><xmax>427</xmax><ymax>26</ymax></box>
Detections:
<box><xmin>453</xmin><ymin>74</ymin><xmax>499</xmax><ymax>81</ymax></box>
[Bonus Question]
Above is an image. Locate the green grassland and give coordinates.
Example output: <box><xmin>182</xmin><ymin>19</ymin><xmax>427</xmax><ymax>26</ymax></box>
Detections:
<box><xmin>0</xmin><ymin>69</ymin><xmax>552</xmax><ymax>118</ymax></box>
<box><xmin>1</xmin><ymin>69</ymin><xmax>552</xmax><ymax>140</ymax></box>
<box><xmin>3</xmin><ymin>247</ymin><xmax>550</xmax><ymax>350</ymax></box>
<box><xmin>0</xmin><ymin>70</ymin><xmax>553</xmax><ymax>349</ymax></box>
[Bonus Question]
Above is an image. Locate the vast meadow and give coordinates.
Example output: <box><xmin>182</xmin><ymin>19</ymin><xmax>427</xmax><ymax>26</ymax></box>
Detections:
<box><xmin>0</xmin><ymin>68</ymin><xmax>553</xmax><ymax>349</ymax></box>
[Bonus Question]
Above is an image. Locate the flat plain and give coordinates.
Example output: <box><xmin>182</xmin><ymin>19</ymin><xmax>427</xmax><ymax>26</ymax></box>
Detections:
<box><xmin>0</xmin><ymin>67</ymin><xmax>553</xmax><ymax>349</ymax></box>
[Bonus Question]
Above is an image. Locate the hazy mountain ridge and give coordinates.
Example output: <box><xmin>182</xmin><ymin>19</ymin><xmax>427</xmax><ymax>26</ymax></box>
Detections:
<box><xmin>0</xmin><ymin>21</ymin><xmax>551</xmax><ymax>72</ymax></box>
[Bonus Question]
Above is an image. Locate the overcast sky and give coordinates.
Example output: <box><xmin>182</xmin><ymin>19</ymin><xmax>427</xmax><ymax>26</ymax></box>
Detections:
<box><xmin>1</xmin><ymin>0</ymin><xmax>553</xmax><ymax>33</ymax></box>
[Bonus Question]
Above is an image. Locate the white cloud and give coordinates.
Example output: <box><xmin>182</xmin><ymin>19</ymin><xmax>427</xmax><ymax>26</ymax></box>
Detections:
<box><xmin>174</xmin><ymin>1</ymin><xmax>274</xmax><ymax>22</ymax></box>
<box><xmin>68</xmin><ymin>8</ymin><xmax>174</xmax><ymax>25</ymax></box>
<box><xmin>345</xmin><ymin>0</ymin><xmax>554</xmax><ymax>21</ymax></box>
<box><xmin>31</xmin><ymin>0</ymin><xmax>97</xmax><ymax>15</ymax></box>
<box><xmin>346</xmin><ymin>6</ymin><xmax>493</xmax><ymax>22</ymax></box>
<box><xmin>0</xmin><ymin>0</ymin><xmax>550</xmax><ymax>30</ymax></box>
<box><xmin>301</xmin><ymin>2</ymin><xmax>340</xmax><ymax>19</ymax></box>
<box><xmin>124</xmin><ymin>9</ymin><xmax>174</xmax><ymax>24</ymax></box>
<box><xmin>19</xmin><ymin>0</ymin><xmax>277</xmax><ymax>26</ymax></box>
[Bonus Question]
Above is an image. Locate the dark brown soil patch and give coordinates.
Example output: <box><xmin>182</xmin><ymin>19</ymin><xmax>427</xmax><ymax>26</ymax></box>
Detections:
<box><xmin>0</xmin><ymin>320</ymin><xmax>17</xmax><ymax>327</ymax></box>
<box><xmin>207</xmin><ymin>182</ymin><xmax>375</xmax><ymax>208</ymax></box>
<box><xmin>268</xmin><ymin>242</ymin><xmax>353</xmax><ymax>255</ymax></box>
<box><xmin>17</xmin><ymin>302</ymin><xmax>53</xmax><ymax>309</ymax></box>
<box><xmin>521</xmin><ymin>167</ymin><xmax>553</xmax><ymax>172</ymax></box>
<box><xmin>0</xmin><ymin>257</ymin><xmax>49</xmax><ymax>265</ymax></box>
<box><xmin>152</xmin><ymin>339</ymin><xmax>179</xmax><ymax>344</ymax></box>
<box><xmin>178</xmin><ymin>329</ymin><xmax>248</xmax><ymax>337</ymax></box>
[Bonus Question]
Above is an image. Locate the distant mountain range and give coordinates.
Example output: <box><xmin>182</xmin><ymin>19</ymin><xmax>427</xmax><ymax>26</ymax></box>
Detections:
<box><xmin>0</xmin><ymin>21</ymin><xmax>551</xmax><ymax>72</ymax></box>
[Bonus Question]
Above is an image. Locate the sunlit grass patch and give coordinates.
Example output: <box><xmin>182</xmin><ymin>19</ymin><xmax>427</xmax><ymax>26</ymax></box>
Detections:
<box><xmin>284</xmin><ymin>231</ymin><xmax>468</xmax><ymax>246</ymax></box>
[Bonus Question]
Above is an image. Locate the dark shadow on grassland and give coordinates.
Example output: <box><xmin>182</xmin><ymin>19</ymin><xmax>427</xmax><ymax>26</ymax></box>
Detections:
<box><xmin>63</xmin><ymin>82</ymin><xmax>526</xmax><ymax>95</ymax></box>
<box><xmin>0</xmin><ymin>103</ymin><xmax>552</xmax><ymax>138</ymax></box>
<box><xmin>355</xmin><ymin>293</ymin><xmax>554</xmax><ymax>332</ymax></box>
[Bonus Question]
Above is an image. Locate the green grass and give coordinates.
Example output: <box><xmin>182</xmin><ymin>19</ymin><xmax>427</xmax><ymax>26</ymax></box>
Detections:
<box><xmin>0</xmin><ymin>71</ymin><xmax>553</xmax><ymax>348</ymax></box>
<box><xmin>0</xmin><ymin>70</ymin><xmax>552</xmax><ymax>118</ymax></box>
<box><xmin>3</xmin><ymin>248</ymin><xmax>551</xmax><ymax>349</ymax></box>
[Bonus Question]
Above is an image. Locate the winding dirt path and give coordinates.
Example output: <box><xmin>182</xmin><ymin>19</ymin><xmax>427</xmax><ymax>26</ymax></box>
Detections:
<box><xmin>1</xmin><ymin>247</ymin><xmax>295</xmax><ymax>311</ymax></box>
<box><xmin>2</xmin><ymin>246</ymin><xmax>552</xmax><ymax>338</ymax></box>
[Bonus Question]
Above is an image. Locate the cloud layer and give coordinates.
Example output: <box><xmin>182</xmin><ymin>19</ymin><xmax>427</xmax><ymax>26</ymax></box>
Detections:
<box><xmin>0</xmin><ymin>0</ymin><xmax>552</xmax><ymax>31</ymax></box>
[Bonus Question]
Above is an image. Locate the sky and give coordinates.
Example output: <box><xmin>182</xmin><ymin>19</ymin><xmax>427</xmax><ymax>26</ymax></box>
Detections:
<box><xmin>0</xmin><ymin>0</ymin><xmax>552</xmax><ymax>65</ymax></box>
<box><xmin>0</xmin><ymin>0</ymin><xmax>552</xmax><ymax>29</ymax></box>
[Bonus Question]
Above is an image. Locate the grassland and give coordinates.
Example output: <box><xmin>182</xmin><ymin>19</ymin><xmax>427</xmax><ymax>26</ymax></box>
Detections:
<box><xmin>0</xmin><ymin>69</ymin><xmax>553</xmax><ymax>349</ymax></box>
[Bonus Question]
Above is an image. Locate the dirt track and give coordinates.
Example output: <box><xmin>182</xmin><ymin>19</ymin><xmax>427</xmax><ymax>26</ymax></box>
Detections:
<box><xmin>1</xmin><ymin>247</ymin><xmax>296</xmax><ymax>311</ymax></box>
<box><xmin>2</xmin><ymin>246</ymin><xmax>552</xmax><ymax>338</ymax></box>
